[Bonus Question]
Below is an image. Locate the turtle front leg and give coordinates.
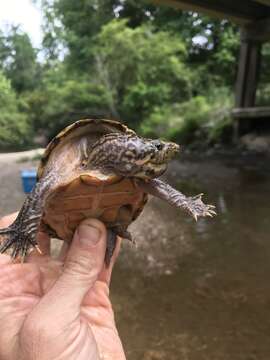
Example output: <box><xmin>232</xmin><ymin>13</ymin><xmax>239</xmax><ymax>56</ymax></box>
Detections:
<box><xmin>138</xmin><ymin>178</ymin><xmax>216</xmax><ymax>221</ymax></box>
<box><xmin>0</xmin><ymin>178</ymin><xmax>51</xmax><ymax>260</ymax></box>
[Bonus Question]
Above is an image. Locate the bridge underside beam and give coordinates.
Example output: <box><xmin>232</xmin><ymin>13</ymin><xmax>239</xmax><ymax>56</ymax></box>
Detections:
<box><xmin>152</xmin><ymin>0</ymin><xmax>270</xmax><ymax>25</ymax></box>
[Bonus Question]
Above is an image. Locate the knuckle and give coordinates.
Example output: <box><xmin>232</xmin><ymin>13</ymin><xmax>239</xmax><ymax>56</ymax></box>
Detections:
<box><xmin>64</xmin><ymin>254</ymin><xmax>96</xmax><ymax>278</ymax></box>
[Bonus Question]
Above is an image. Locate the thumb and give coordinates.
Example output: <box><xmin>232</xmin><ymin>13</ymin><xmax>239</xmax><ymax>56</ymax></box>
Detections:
<box><xmin>21</xmin><ymin>220</ymin><xmax>107</xmax><ymax>354</ymax></box>
<box><xmin>47</xmin><ymin>219</ymin><xmax>107</xmax><ymax>310</ymax></box>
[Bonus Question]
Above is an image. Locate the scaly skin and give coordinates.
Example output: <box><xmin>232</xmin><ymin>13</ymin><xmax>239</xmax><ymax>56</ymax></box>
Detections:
<box><xmin>0</xmin><ymin>173</ymin><xmax>55</xmax><ymax>259</ymax></box>
<box><xmin>137</xmin><ymin>179</ymin><xmax>216</xmax><ymax>221</ymax></box>
<box><xmin>0</xmin><ymin>131</ymin><xmax>216</xmax><ymax>261</ymax></box>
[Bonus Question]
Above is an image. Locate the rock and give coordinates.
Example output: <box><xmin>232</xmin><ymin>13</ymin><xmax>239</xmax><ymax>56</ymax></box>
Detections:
<box><xmin>240</xmin><ymin>133</ymin><xmax>270</xmax><ymax>153</ymax></box>
<box><xmin>143</xmin><ymin>350</ymin><xmax>167</xmax><ymax>360</ymax></box>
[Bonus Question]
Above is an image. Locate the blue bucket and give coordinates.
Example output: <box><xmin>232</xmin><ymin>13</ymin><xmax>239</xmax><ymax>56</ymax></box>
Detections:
<box><xmin>21</xmin><ymin>169</ymin><xmax>37</xmax><ymax>194</ymax></box>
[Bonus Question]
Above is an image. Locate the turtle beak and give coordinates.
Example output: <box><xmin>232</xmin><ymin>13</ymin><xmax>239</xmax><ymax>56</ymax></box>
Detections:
<box><xmin>165</xmin><ymin>142</ymin><xmax>180</xmax><ymax>160</ymax></box>
<box><xmin>171</xmin><ymin>142</ymin><xmax>180</xmax><ymax>154</ymax></box>
<box><xmin>135</xmin><ymin>154</ymin><xmax>152</xmax><ymax>166</ymax></box>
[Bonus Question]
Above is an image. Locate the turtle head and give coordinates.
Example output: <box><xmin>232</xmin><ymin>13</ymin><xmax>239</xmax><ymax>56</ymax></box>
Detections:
<box><xmin>87</xmin><ymin>133</ymin><xmax>180</xmax><ymax>179</ymax></box>
<box><xmin>133</xmin><ymin>138</ymin><xmax>180</xmax><ymax>179</ymax></box>
<box><xmin>149</xmin><ymin>139</ymin><xmax>180</xmax><ymax>164</ymax></box>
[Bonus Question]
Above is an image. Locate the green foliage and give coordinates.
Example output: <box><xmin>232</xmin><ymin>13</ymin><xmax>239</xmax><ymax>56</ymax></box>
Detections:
<box><xmin>140</xmin><ymin>98</ymin><xmax>210</xmax><ymax>143</ymax></box>
<box><xmin>38</xmin><ymin>0</ymin><xmax>117</xmax><ymax>66</ymax></box>
<box><xmin>0</xmin><ymin>1</ymin><xmax>245</xmax><ymax>150</ymax></box>
<box><xmin>94</xmin><ymin>20</ymin><xmax>192</xmax><ymax>128</ymax></box>
<box><xmin>257</xmin><ymin>44</ymin><xmax>270</xmax><ymax>105</ymax></box>
<box><xmin>0</xmin><ymin>27</ymin><xmax>39</xmax><ymax>93</ymax></box>
<box><xmin>0</xmin><ymin>72</ymin><xmax>31</xmax><ymax>149</ymax></box>
<box><xmin>23</xmin><ymin>64</ymin><xmax>111</xmax><ymax>138</ymax></box>
<box><xmin>210</xmin><ymin>24</ymin><xmax>240</xmax><ymax>86</ymax></box>
<box><xmin>257</xmin><ymin>84</ymin><xmax>270</xmax><ymax>106</ymax></box>
<box><xmin>141</xmin><ymin>87</ymin><xmax>233</xmax><ymax>144</ymax></box>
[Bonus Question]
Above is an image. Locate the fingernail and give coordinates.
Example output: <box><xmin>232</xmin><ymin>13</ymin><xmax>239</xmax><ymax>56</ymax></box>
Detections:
<box><xmin>77</xmin><ymin>223</ymin><xmax>100</xmax><ymax>246</ymax></box>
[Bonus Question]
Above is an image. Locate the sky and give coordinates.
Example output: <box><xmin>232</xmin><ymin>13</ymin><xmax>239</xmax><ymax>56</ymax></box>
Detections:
<box><xmin>0</xmin><ymin>1</ymin><xmax>206</xmax><ymax>50</ymax></box>
<box><xmin>0</xmin><ymin>0</ymin><xmax>43</xmax><ymax>47</ymax></box>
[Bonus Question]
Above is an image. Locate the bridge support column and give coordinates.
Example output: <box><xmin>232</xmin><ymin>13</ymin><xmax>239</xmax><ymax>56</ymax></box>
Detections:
<box><xmin>234</xmin><ymin>30</ymin><xmax>262</xmax><ymax>137</ymax></box>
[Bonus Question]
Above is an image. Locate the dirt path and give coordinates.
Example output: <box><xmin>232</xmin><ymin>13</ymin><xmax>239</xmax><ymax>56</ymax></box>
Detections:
<box><xmin>0</xmin><ymin>148</ymin><xmax>44</xmax><ymax>164</ymax></box>
<box><xmin>0</xmin><ymin>150</ymin><xmax>43</xmax><ymax>216</ymax></box>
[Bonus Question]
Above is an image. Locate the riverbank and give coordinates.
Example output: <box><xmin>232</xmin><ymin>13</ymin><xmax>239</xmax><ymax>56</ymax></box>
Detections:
<box><xmin>0</xmin><ymin>150</ymin><xmax>269</xmax><ymax>359</ymax></box>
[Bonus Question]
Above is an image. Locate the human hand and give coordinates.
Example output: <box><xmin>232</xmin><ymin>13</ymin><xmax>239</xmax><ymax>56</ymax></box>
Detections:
<box><xmin>0</xmin><ymin>213</ymin><xmax>126</xmax><ymax>360</ymax></box>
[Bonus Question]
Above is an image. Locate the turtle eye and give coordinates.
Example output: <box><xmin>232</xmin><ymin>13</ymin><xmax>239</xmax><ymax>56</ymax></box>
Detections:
<box><xmin>156</xmin><ymin>143</ymin><xmax>163</xmax><ymax>151</ymax></box>
<box><xmin>81</xmin><ymin>159</ymin><xmax>88</xmax><ymax>169</ymax></box>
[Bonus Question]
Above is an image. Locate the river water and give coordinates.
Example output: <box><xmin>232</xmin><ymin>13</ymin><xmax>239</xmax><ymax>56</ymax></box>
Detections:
<box><xmin>0</xmin><ymin>153</ymin><xmax>269</xmax><ymax>359</ymax></box>
<box><xmin>111</xmin><ymin>153</ymin><xmax>270</xmax><ymax>360</ymax></box>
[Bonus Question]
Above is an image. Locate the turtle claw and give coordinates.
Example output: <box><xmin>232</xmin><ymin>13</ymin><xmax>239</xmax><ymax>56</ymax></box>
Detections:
<box><xmin>0</xmin><ymin>224</ymin><xmax>38</xmax><ymax>261</ymax></box>
<box><xmin>0</xmin><ymin>225</ymin><xmax>21</xmax><ymax>259</ymax></box>
<box><xmin>186</xmin><ymin>194</ymin><xmax>217</xmax><ymax>220</ymax></box>
<box><xmin>193</xmin><ymin>193</ymin><xmax>204</xmax><ymax>200</ymax></box>
<box><xmin>34</xmin><ymin>244</ymin><xmax>43</xmax><ymax>255</ymax></box>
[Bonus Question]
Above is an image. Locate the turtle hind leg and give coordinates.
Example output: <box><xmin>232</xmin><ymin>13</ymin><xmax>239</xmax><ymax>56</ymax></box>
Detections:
<box><xmin>105</xmin><ymin>227</ymin><xmax>134</xmax><ymax>267</ymax></box>
<box><xmin>0</xmin><ymin>176</ymin><xmax>54</xmax><ymax>261</ymax></box>
<box><xmin>105</xmin><ymin>229</ymin><xmax>118</xmax><ymax>267</ymax></box>
<box><xmin>0</xmin><ymin>219</ymin><xmax>40</xmax><ymax>260</ymax></box>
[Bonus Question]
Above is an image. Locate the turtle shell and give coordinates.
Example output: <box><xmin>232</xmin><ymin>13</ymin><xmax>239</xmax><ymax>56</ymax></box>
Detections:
<box><xmin>37</xmin><ymin>119</ymin><xmax>148</xmax><ymax>242</ymax></box>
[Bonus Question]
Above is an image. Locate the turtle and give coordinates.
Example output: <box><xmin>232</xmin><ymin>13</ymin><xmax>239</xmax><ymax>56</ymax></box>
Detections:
<box><xmin>0</xmin><ymin>119</ymin><xmax>216</xmax><ymax>264</ymax></box>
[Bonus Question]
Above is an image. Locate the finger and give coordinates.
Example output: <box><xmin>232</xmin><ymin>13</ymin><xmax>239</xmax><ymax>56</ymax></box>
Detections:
<box><xmin>0</xmin><ymin>263</ymin><xmax>42</xmax><ymax>298</ymax></box>
<box><xmin>0</xmin><ymin>254</ymin><xmax>12</xmax><ymax>265</ymax></box>
<box><xmin>98</xmin><ymin>237</ymin><xmax>122</xmax><ymax>286</ymax></box>
<box><xmin>37</xmin><ymin>218</ymin><xmax>107</xmax><ymax>317</ymax></box>
<box><xmin>0</xmin><ymin>212</ymin><xmax>19</xmax><ymax>229</ymax></box>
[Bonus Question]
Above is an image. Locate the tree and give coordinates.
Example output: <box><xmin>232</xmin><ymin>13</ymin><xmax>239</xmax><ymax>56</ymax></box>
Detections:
<box><xmin>37</xmin><ymin>0</ymin><xmax>117</xmax><ymax>68</ymax></box>
<box><xmin>0</xmin><ymin>71</ymin><xmax>31</xmax><ymax>149</ymax></box>
<box><xmin>94</xmin><ymin>20</ymin><xmax>192</xmax><ymax>128</ymax></box>
<box><xmin>38</xmin><ymin>0</ymin><xmax>239</xmax><ymax>87</ymax></box>
<box><xmin>0</xmin><ymin>26</ymin><xmax>39</xmax><ymax>93</ymax></box>
<box><xmin>23</xmin><ymin>63</ymin><xmax>111</xmax><ymax>139</ymax></box>
<box><xmin>0</xmin><ymin>0</ymin><xmax>240</xmax><ymax>149</ymax></box>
